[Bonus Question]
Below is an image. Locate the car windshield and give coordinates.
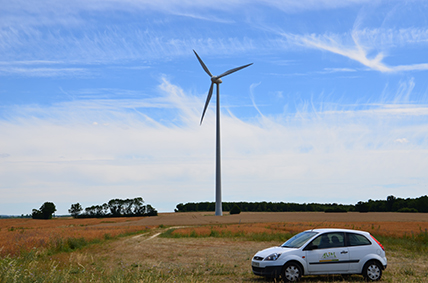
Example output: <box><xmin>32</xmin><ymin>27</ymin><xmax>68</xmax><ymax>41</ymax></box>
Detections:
<box><xmin>281</xmin><ymin>231</ymin><xmax>318</xmax><ymax>248</ymax></box>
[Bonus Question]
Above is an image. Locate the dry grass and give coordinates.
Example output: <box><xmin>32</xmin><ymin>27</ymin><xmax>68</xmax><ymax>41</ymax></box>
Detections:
<box><xmin>41</xmin><ymin>229</ymin><xmax>428</xmax><ymax>282</ymax></box>
<box><xmin>98</xmin><ymin>211</ymin><xmax>428</xmax><ymax>227</ymax></box>
<box><xmin>170</xmin><ymin>221</ymin><xmax>428</xmax><ymax>238</ymax></box>
<box><xmin>1</xmin><ymin>212</ymin><xmax>427</xmax><ymax>257</ymax></box>
<box><xmin>0</xmin><ymin>217</ymin><xmax>153</xmax><ymax>257</ymax></box>
<box><xmin>79</xmin><ymin>235</ymin><xmax>269</xmax><ymax>282</ymax></box>
<box><xmin>1</xmin><ymin>212</ymin><xmax>428</xmax><ymax>282</ymax></box>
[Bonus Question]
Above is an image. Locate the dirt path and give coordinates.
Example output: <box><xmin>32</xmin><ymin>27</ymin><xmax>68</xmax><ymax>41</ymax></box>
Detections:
<box><xmin>128</xmin><ymin>226</ymin><xmax>187</xmax><ymax>242</ymax></box>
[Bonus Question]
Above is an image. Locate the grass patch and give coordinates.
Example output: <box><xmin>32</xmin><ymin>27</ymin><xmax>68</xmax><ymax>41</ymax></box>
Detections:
<box><xmin>159</xmin><ymin>225</ymin><xmax>294</xmax><ymax>242</ymax></box>
<box><xmin>159</xmin><ymin>228</ymin><xmax>176</xmax><ymax>237</ymax></box>
<box><xmin>375</xmin><ymin>230</ymin><xmax>428</xmax><ymax>254</ymax></box>
<box><xmin>21</xmin><ymin>229</ymin><xmax>149</xmax><ymax>257</ymax></box>
<box><xmin>0</xmin><ymin>255</ymin><xmax>216</xmax><ymax>283</ymax></box>
<box><xmin>49</xmin><ymin>237</ymin><xmax>89</xmax><ymax>253</ymax></box>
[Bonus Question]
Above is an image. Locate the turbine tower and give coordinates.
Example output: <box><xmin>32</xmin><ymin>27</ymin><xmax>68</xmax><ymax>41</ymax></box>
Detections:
<box><xmin>193</xmin><ymin>50</ymin><xmax>252</xmax><ymax>216</ymax></box>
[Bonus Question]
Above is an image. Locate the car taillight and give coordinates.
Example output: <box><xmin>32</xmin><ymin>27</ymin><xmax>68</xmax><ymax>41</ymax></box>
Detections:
<box><xmin>371</xmin><ymin>235</ymin><xmax>385</xmax><ymax>251</ymax></box>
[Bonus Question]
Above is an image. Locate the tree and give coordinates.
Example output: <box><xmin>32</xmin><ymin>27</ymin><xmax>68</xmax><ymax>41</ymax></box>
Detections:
<box><xmin>69</xmin><ymin>203</ymin><xmax>83</xmax><ymax>218</ymax></box>
<box><xmin>355</xmin><ymin>201</ymin><xmax>370</xmax><ymax>213</ymax></box>
<box><xmin>32</xmin><ymin>202</ymin><xmax>56</xmax><ymax>219</ymax></box>
<box><xmin>108</xmin><ymin>199</ymin><xmax>125</xmax><ymax>217</ymax></box>
<box><xmin>386</xmin><ymin>195</ymin><xmax>396</xmax><ymax>211</ymax></box>
<box><xmin>77</xmin><ymin>197</ymin><xmax>157</xmax><ymax>218</ymax></box>
<box><xmin>40</xmin><ymin>202</ymin><xmax>56</xmax><ymax>219</ymax></box>
<box><xmin>131</xmin><ymin>197</ymin><xmax>146</xmax><ymax>215</ymax></box>
<box><xmin>229</xmin><ymin>204</ymin><xmax>241</xmax><ymax>215</ymax></box>
<box><xmin>32</xmin><ymin>209</ymin><xmax>42</xmax><ymax>219</ymax></box>
<box><xmin>145</xmin><ymin>204</ymin><xmax>158</xmax><ymax>216</ymax></box>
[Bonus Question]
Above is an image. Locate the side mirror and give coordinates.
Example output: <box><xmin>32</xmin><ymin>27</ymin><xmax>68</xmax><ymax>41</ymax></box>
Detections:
<box><xmin>304</xmin><ymin>243</ymin><xmax>317</xmax><ymax>251</ymax></box>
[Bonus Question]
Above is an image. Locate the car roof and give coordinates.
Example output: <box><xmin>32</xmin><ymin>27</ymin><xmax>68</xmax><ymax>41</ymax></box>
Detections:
<box><xmin>304</xmin><ymin>228</ymin><xmax>370</xmax><ymax>235</ymax></box>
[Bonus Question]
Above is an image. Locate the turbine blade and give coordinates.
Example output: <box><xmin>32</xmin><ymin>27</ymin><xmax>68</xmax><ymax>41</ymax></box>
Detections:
<box><xmin>200</xmin><ymin>82</ymin><xmax>214</xmax><ymax>125</ymax></box>
<box><xmin>193</xmin><ymin>50</ymin><xmax>213</xmax><ymax>77</ymax></box>
<box><xmin>217</xmin><ymin>63</ymin><xmax>253</xmax><ymax>79</ymax></box>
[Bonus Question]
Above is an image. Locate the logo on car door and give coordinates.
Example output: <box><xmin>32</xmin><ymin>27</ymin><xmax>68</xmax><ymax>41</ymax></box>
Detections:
<box><xmin>320</xmin><ymin>251</ymin><xmax>338</xmax><ymax>262</ymax></box>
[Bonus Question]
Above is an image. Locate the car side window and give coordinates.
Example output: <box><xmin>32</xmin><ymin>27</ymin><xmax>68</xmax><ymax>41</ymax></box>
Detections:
<box><xmin>308</xmin><ymin>232</ymin><xmax>345</xmax><ymax>250</ymax></box>
<box><xmin>346</xmin><ymin>233</ymin><xmax>372</xmax><ymax>246</ymax></box>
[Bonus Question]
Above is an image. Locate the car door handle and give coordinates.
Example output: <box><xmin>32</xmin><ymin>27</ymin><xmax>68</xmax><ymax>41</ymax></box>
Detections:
<box><xmin>341</xmin><ymin>251</ymin><xmax>348</xmax><ymax>254</ymax></box>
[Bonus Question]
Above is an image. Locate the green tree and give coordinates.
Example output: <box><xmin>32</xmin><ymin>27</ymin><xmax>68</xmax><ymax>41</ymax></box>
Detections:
<box><xmin>386</xmin><ymin>195</ymin><xmax>396</xmax><ymax>211</ymax></box>
<box><xmin>355</xmin><ymin>201</ymin><xmax>370</xmax><ymax>213</ymax></box>
<box><xmin>32</xmin><ymin>202</ymin><xmax>56</xmax><ymax>219</ymax></box>
<box><xmin>78</xmin><ymin>197</ymin><xmax>157</xmax><ymax>218</ymax></box>
<box><xmin>145</xmin><ymin>204</ymin><xmax>158</xmax><ymax>216</ymax></box>
<box><xmin>32</xmin><ymin>209</ymin><xmax>42</xmax><ymax>219</ymax></box>
<box><xmin>229</xmin><ymin>204</ymin><xmax>241</xmax><ymax>215</ymax></box>
<box><xmin>68</xmin><ymin>203</ymin><xmax>83</xmax><ymax>218</ymax></box>
<box><xmin>108</xmin><ymin>199</ymin><xmax>124</xmax><ymax>216</ymax></box>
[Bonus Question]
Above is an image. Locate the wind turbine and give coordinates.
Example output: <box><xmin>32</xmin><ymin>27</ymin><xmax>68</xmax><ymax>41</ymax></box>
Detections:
<box><xmin>193</xmin><ymin>50</ymin><xmax>252</xmax><ymax>216</ymax></box>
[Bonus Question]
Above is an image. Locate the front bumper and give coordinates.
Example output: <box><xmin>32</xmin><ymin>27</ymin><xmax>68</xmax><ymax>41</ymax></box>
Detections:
<box><xmin>252</xmin><ymin>265</ymin><xmax>283</xmax><ymax>278</ymax></box>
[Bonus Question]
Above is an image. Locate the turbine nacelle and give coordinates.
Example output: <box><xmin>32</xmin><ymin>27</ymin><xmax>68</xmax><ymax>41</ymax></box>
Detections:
<box><xmin>211</xmin><ymin>76</ymin><xmax>222</xmax><ymax>84</ymax></box>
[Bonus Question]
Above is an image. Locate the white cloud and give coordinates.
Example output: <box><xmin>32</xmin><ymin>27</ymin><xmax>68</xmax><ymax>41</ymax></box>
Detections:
<box><xmin>0</xmin><ymin>66</ymin><xmax>89</xmax><ymax>77</ymax></box>
<box><xmin>1</xmin><ymin>79</ymin><xmax>427</xmax><ymax>214</ymax></box>
<box><xmin>0</xmin><ymin>0</ymin><xmax>384</xmax><ymax>65</ymax></box>
<box><xmin>2</xmin><ymin>0</ymin><xmax>426</xmax><ymax>74</ymax></box>
<box><xmin>395</xmin><ymin>138</ymin><xmax>408</xmax><ymax>144</ymax></box>
<box><xmin>1</xmin><ymin>0</ymin><xmax>373</xmax><ymax>27</ymax></box>
<box><xmin>260</xmin><ymin>0</ymin><xmax>373</xmax><ymax>13</ymax></box>
<box><xmin>352</xmin><ymin>28</ymin><xmax>428</xmax><ymax>48</ymax></box>
<box><xmin>322</xmin><ymin>68</ymin><xmax>357</xmax><ymax>73</ymax></box>
<box><xmin>280</xmin><ymin>29</ymin><xmax>428</xmax><ymax>73</ymax></box>
<box><xmin>0</xmin><ymin>24</ymin><xmax>258</xmax><ymax>66</ymax></box>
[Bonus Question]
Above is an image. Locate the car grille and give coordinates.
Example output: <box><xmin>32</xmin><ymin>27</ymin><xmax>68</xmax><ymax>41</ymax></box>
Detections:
<box><xmin>252</xmin><ymin>266</ymin><xmax>264</xmax><ymax>272</ymax></box>
<box><xmin>253</xmin><ymin>256</ymin><xmax>264</xmax><ymax>261</ymax></box>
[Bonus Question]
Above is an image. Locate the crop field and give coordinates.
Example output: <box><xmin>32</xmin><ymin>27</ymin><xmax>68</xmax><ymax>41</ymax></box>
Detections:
<box><xmin>1</xmin><ymin>212</ymin><xmax>428</xmax><ymax>282</ymax></box>
<box><xmin>0</xmin><ymin>216</ymin><xmax>151</xmax><ymax>257</ymax></box>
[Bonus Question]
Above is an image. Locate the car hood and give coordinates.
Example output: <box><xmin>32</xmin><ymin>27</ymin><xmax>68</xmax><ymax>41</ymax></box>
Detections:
<box><xmin>254</xmin><ymin>246</ymin><xmax>297</xmax><ymax>259</ymax></box>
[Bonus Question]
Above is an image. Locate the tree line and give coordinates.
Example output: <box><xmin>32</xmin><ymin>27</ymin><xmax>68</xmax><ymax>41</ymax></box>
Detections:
<box><xmin>175</xmin><ymin>201</ymin><xmax>352</xmax><ymax>213</ymax></box>
<box><xmin>355</xmin><ymin>195</ymin><xmax>428</xmax><ymax>213</ymax></box>
<box><xmin>24</xmin><ymin>194</ymin><xmax>428</xmax><ymax>219</ymax></box>
<box><xmin>175</xmin><ymin>195</ymin><xmax>428</xmax><ymax>213</ymax></box>
<box><xmin>69</xmin><ymin>197</ymin><xmax>158</xmax><ymax>218</ymax></box>
<box><xmin>28</xmin><ymin>197</ymin><xmax>157</xmax><ymax>219</ymax></box>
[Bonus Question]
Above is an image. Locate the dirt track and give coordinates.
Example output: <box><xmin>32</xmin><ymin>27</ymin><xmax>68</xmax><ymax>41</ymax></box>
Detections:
<box><xmin>98</xmin><ymin>211</ymin><xmax>428</xmax><ymax>227</ymax></box>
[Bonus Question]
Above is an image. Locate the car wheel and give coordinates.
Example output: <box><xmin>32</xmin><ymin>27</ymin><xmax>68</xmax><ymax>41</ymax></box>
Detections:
<box><xmin>282</xmin><ymin>262</ymin><xmax>302</xmax><ymax>282</ymax></box>
<box><xmin>363</xmin><ymin>261</ymin><xmax>382</xmax><ymax>281</ymax></box>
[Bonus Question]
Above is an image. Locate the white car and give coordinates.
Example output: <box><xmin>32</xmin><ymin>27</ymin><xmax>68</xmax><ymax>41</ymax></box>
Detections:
<box><xmin>252</xmin><ymin>228</ymin><xmax>387</xmax><ymax>282</ymax></box>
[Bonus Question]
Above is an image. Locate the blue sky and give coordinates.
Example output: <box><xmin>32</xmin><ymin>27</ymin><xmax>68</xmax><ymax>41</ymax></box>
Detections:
<box><xmin>1</xmin><ymin>0</ymin><xmax>428</xmax><ymax>215</ymax></box>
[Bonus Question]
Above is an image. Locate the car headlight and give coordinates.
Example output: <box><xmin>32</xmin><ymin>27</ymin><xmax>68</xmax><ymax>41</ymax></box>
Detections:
<box><xmin>265</xmin><ymin>253</ymin><xmax>282</xmax><ymax>261</ymax></box>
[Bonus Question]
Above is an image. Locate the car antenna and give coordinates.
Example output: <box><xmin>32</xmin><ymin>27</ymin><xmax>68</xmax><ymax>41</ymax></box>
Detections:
<box><xmin>311</xmin><ymin>220</ymin><xmax>327</xmax><ymax>231</ymax></box>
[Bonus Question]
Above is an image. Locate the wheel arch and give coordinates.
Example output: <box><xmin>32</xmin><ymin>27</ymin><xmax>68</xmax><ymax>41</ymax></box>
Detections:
<box><xmin>361</xmin><ymin>258</ymin><xmax>385</xmax><ymax>274</ymax></box>
<box><xmin>362</xmin><ymin>259</ymin><xmax>383</xmax><ymax>281</ymax></box>
<box><xmin>282</xmin><ymin>259</ymin><xmax>305</xmax><ymax>274</ymax></box>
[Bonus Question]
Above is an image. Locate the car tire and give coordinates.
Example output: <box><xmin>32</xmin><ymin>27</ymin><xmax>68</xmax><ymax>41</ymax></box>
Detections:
<box><xmin>363</xmin><ymin>260</ymin><xmax>382</xmax><ymax>281</ymax></box>
<box><xmin>282</xmin><ymin>262</ymin><xmax>302</xmax><ymax>282</ymax></box>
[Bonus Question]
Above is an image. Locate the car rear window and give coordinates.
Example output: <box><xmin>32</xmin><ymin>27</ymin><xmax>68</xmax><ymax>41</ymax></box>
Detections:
<box><xmin>347</xmin><ymin>233</ymin><xmax>371</xmax><ymax>246</ymax></box>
